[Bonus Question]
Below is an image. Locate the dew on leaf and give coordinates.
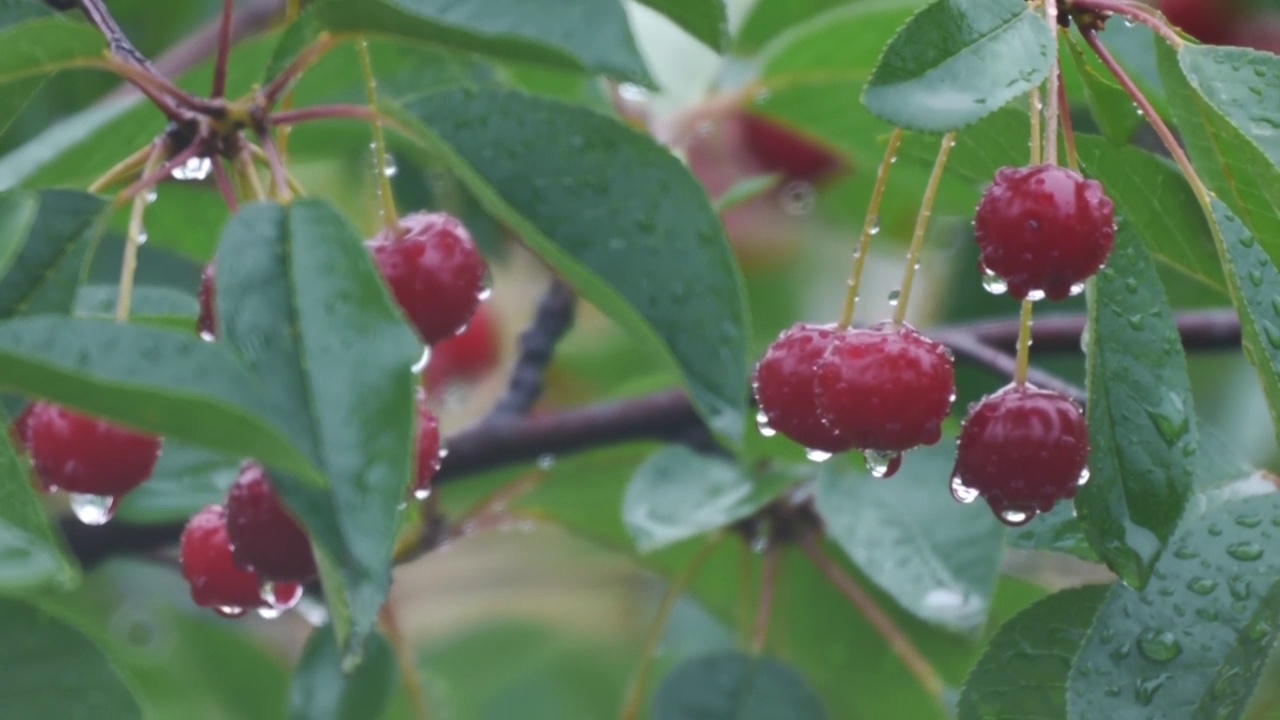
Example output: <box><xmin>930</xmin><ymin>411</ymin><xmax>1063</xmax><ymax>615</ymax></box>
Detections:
<box><xmin>1136</xmin><ymin>629</ymin><xmax>1182</xmax><ymax>663</ymax></box>
<box><xmin>1226</xmin><ymin>541</ymin><xmax>1264</xmax><ymax>562</ymax></box>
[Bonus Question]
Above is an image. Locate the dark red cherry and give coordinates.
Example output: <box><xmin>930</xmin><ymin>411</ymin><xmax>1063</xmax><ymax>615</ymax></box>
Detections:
<box><xmin>180</xmin><ymin>504</ymin><xmax>302</xmax><ymax>617</ymax></box>
<box><xmin>952</xmin><ymin>383</ymin><xmax>1090</xmax><ymax>526</ymax></box>
<box><xmin>425</xmin><ymin>303</ymin><xmax>501</xmax><ymax>394</ymax></box>
<box><xmin>974</xmin><ymin>165</ymin><xmax>1115</xmax><ymax>301</ymax></box>
<box><xmin>367</xmin><ymin>212</ymin><xmax>488</xmax><ymax>345</ymax></box>
<box><xmin>813</xmin><ymin>322</ymin><xmax>955</xmax><ymax>461</ymax></box>
<box><xmin>753</xmin><ymin>324</ymin><xmax>853</xmax><ymax>455</ymax></box>
<box><xmin>197</xmin><ymin>263</ymin><xmax>216</xmax><ymax>338</ymax></box>
<box><xmin>413</xmin><ymin>395</ymin><xmax>442</xmax><ymax>499</ymax></box>
<box><xmin>224</xmin><ymin>463</ymin><xmax>316</xmax><ymax>583</ymax></box>
<box><xmin>22</xmin><ymin>402</ymin><xmax>161</xmax><ymax>499</ymax></box>
<box><xmin>739</xmin><ymin>113</ymin><xmax>843</xmax><ymax>182</ymax></box>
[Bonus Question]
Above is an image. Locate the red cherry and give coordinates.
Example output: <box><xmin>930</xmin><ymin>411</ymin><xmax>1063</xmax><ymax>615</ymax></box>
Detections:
<box><xmin>180</xmin><ymin>504</ymin><xmax>302</xmax><ymax>617</ymax></box>
<box><xmin>813</xmin><ymin>322</ymin><xmax>955</xmax><ymax>464</ymax></box>
<box><xmin>425</xmin><ymin>303</ymin><xmax>501</xmax><ymax>394</ymax></box>
<box><xmin>739</xmin><ymin>114</ymin><xmax>842</xmax><ymax>182</ymax></box>
<box><xmin>414</xmin><ymin>396</ymin><xmax>442</xmax><ymax>499</ymax></box>
<box><xmin>22</xmin><ymin>402</ymin><xmax>161</xmax><ymax>500</ymax></box>
<box><xmin>974</xmin><ymin>165</ymin><xmax>1115</xmax><ymax>301</ymax></box>
<box><xmin>1158</xmin><ymin>0</ymin><xmax>1241</xmax><ymax>44</ymax></box>
<box><xmin>197</xmin><ymin>263</ymin><xmax>216</xmax><ymax>339</ymax></box>
<box><xmin>952</xmin><ymin>384</ymin><xmax>1089</xmax><ymax>526</ymax></box>
<box><xmin>224</xmin><ymin>462</ymin><xmax>317</xmax><ymax>583</ymax></box>
<box><xmin>368</xmin><ymin>212</ymin><xmax>488</xmax><ymax>345</ymax></box>
<box><xmin>9</xmin><ymin>405</ymin><xmax>33</xmax><ymax>450</ymax></box>
<box><xmin>753</xmin><ymin>324</ymin><xmax>853</xmax><ymax>455</ymax></box>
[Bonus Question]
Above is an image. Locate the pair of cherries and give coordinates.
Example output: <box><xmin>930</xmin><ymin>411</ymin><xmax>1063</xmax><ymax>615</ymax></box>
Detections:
<box><xmin>755</xmin><ymin>165</ymin><xmax>1114</xmax><ymax>525</ymax></box>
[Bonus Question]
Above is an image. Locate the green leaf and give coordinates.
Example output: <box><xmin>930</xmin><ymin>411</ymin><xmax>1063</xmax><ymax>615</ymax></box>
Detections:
<box><xmin>1157</xmin><ymin>43</ymin><xmax>1280</xmax><ymax>264</ymax></box>
<box><xmin>0</xmin><ymin>14</ymin><xmax>104</xmax><ymax>140</ymax></box>
<box><xmin>735</xmin><ymin>0</ymin><xmax>853</xmax><ymax>53</ymax></box>
<box><xmin>289</xmin><ymin>630</ymin><xmax>397</xmax><ymax>720</ymax></box>
<box><xmin>313</xmin><ymin>0</ymin><xmax>652</xmax><ymax>85</ymax></box>
<box><xmin>1178</xmin><ymin>45</ymin><xmax>1280</xmax><ymax>168</ymax></box>
<box><xmin>1067</xmin><ymin>494</ymin><xmax>1280</xmax><ymax>718</ymax></box>
<box><xmin>388</xmin><ymin>89</ymin><xmax>750</xmax><ymax>441</ymax></box>
<box><xmin>0</xmin><ymin>190</ymin><xmax>107</xmax><ymax>318</ymax></box>
<box><xmin>0</xmin><ymin>406</ymin><xmax>78</xmax><ymax>589</ymax></box>
<box><xmin>752</xmin><ymin>1</ymin><xmax>919</xmax><ymax>166</ymax></box>
<box><xmin>214</xmin><ymin>200</ymin><xmax>419</xmax><ymax>661</ymax></box>
<box><xmin>1208</xmin><ymin>200</ymin><xmax>1280</xmax><ymax>452</ymax></box>
<box><xmin>74</xmin><ymin>284</ymin><xmax>198</xmax><ymax>330</ymax></box>
<box><xmin>264</xmin><ymin>8</ymin><xmax>322</xmax><ymax>82</ymax></box>
<box><xmin>1078</xmin><ymin>222</ymin><xmax>1197</xmax><ymax>589</ymax></box>
<box><xmin>652</xmin><ymin>650</ymin><xmax>828</xmax><ymax>720</ymax></box>
<box><xmin>814</xmin><ymin>447</ymin><xmax>1005</xmax><ymax>633</ymax></box>
<box><xmin>1066</xmin><ymin>38</ymin><xmax>1143</xmax><ymax>146</ymax></box>
<box><xmin>957</xmin><ymin>585</ymin><xmax>1108</xmax><ymax>720</ymax></box>
<box><xmin>0</xmin><ymin>596</ymin><xmax>142</xmax><ymax>719</ymax></box>
<box><xmin>0</xmin><ymin>316</ymin><xmax>324</xmax><ymax>483</ymax></box>
<box><xmin>115</xmin><ymin>443</ymin><xmax>239</xmax><ymax>523</ymax></box>
<box><xmin>635</xmin><ymin>0</ymin><xmax>727</xmax><ymax>50</ymax></box>
<box><xmin>862</xmin><ymin>0</ymin><xmax>1055</xmax><ymax>133</ymax></box>
<box><xmin>622</xmin><ymin>447</ymin><xmax>801</xmax><ymax>553</ymax></box>
<box><xmin>1075</xmin><ymin>137</ymin><xmax>1224</xmax><ymax>290</ymax></box>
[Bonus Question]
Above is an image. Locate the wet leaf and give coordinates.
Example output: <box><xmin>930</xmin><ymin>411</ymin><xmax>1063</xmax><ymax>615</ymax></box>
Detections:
<box><xmin>0</xmin><ymin>405</ymin><xmax>78</xmax><ymax>589</ymax></box>
<box><xmin>289</xmin><ymin>630</ymin><xmax>397</xmax><ymax>720</ymax></box>
<box><xmin>653</xmin><ymin>650</ymin><xmax>827</xmax><ymax>720</ymax></box>
<box><xmin>0</xmin><ymin>190</ymin><xmax>107</xmax><ymax>318</ymax></box>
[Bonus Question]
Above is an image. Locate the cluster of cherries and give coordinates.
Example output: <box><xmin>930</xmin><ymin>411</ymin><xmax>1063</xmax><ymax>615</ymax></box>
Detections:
<box><xmin>11</xmin><ymin>211</ymin><xmax>489</xmax><ymax>617</ymax></box>
<box><xmin>754</xmin><ymin>164</ymin><xmax>1115</xmax><ymax>525</ymax></box>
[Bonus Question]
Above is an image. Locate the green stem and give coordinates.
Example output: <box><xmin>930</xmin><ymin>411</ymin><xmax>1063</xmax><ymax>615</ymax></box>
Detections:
<box><xmin>837</xmin><ymin>129</ymin><xmax>903</xmax><ymax>328</ymax></box>
<box><xmin>1014</xmin><ymin>300</ymin><xmax>1034</xmax><ymax>386</ymax></box>
<box><xmin>750</xmin><ymin>544</ymin><xmax>781</xmax><ymax>656</ymax></box>
<box><xmin>891</xmin><ymin>132</ymin><xmax>956</xmax><ymax>327</ymax></box>
<box><xmin>356</xmin><ymin>39</ymin><xmax>400</xmax><ymax>234</ymax></box>
<box><xmin>116</xmin><ymin>142</ymin><xmax>166</xmax><ymax>322</ymax></box>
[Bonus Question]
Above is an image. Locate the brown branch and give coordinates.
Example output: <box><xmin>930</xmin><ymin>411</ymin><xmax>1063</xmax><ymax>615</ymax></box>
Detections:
<box><xmin>487</xmin><ymin>278</ymin><xmax>577</xmax><ymax>420</ymax></box>
<box><xmin>57</xmin><ymin>309</ymin><xmax>1244</xmax><ymax>566</ymax></box>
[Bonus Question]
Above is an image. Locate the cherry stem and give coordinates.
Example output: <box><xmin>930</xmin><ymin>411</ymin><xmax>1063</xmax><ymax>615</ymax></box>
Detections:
<box><xmin>254</xmin><ymin>131</ymin><xmax>292</xmax><ymax>202</ymax></box>
<box><xmin>891</xmin><ymin>132</ymin><xmax>956</xmax><ymax>327</ymax></box>
<box><xmin>941</xmin><ymin>330</ymin><xmax>1085</xmax><ymax>402</ymax></box>
<box><xmin>211</xmin><ymin>0</ymin><xmax>234</xmax><ymax>99</ymax></box>
<box><xmin>751</xmin><ymin>543</ymin><xmax>781</xmax><ymax>656</ymax></box>
<box><xmin>1029</xmin><ymin>87</ymin><xmax>1043</xmax><ymax>165</ymax></box>
<box><xmin>87</xmin><ymin>144</ymin><xmax>153</xmax><ymax>194</ymax></box>
<box><xmin>261</xmin><ymin>34</ymin><xmax>339</xmax><ymax>109</ymax></box>
<box><xmin>1081</xmin><ymin>30</ymin><xmax>1212</xmax><ymax>211</ymax></box>
<box><xmin>102</xmin><ymin>58</ymin><xmax>190</xmax><ymax>122</ymax></box>
<box><xmin>1071</xmin><ymin>0</ymin><xmax>1185</xmax><ymax>48</ymax></box>
<box><xmin>1044</xmin><ymin>9</ymin><xmax>1062</xmax><ymax>166</ymax></box>
<box><xmin>377</xmin><ymin>603</ymin><xmax>432</xmax><ymax>720</ymax></box>
<box><xmin>799</xmin><ymin>531</ymin><xmax>945</xmax><ymax>701</ymax></box>
<box><xmin>270</xmin><ymin>104</ymin><xmax>382</xmax><ymax>127</ymax></box>
<box><xmin>78</xmin><ymin>0</ymin><xmax>154</xmax><ymax>69</ymax></box>
<box><xmin>211</xmin><ymin>157</ymin><xmax>239</xmax><ymax>213</ymax></box>
<box><xmin>116</xmin><ymin>141</ymin><xmax>167</xmax><ymax>323</ymax></box>
<box><xmin>115</xmin><ymin>140</ymin><xmax>204</xmax><ymax>207</ymax></box>
<box><xmin>357</xmin><ymin>40</ymin><xmax>400</xmax><ymax>234</ymax></box>
<box><xmin>246</xmin><ymin>143</ymin><xmax>307</xmax><ymax>198</ymax></box>
<box><xmin>488</xmin><ymin>277</ymin><xmax>577</xmax><ymax>420</ymax></box>
<box><xmin>838</xmin><ymin>128</ymin><xmax>903</xmax><ymax>329</ymax></box>
<box><xmin>234</xmin><ymin>149</ymin><xmax>267</xmax><ymax>202</ymax></box>
<box><xmin>619</xmin><ymin>534</ymin><xmax>726</xmax><ymax>720</ymax></box>
<box><xmin>1014</xmin><ymin>300</ymin><xmax>1035</xmax><ymax>386</ymax></box>
<box><xmin>1057</xmin><ymin>65</ymin><xmax>1082</xmax><ymax>171</ymax></box>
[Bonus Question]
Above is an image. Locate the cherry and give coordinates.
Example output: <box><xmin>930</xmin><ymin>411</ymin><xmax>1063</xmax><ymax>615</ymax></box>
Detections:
<box><xmin>739</xmin><ymin>113</ymin><xmax>843</xmax><ymax>182</ymax></box>
<box><xmin>952</xmin><ymin>383</ymin><xmax>1089</xmax><ymax>526</ymax></box>
<box><xmin>367</xmin><ymin>212</ymin><xmax>488</xmax><ymax>345</ymax></box>
<box><xmin>224</xmin><ymin>462</ymin><xmax>317</xmax><ymax>582</ymax></box>
<box><xmin>181</xmin><ymin>504</ymin><xmax>302</xmax><ymax>618</ymax></box>
<box><xmin>813</xmin><ymin>322</ymin><xmax>955</xmax><ymax>469</ymax></box>
<box><xmin>974</xmin><ymin>165</ymin><xmax>1115</xmax><ymax>301</ymax></box>
<box><xmin>21</xmin><ymin>402</ymin><xmax>161</xmax><ymax>504</ymax></box>
<box><xmin>414</xmin><ymin>395</ymin><xmax>442</xmax><ymax>499</ymax></box>
<box><xmin>753</xmin><ymin>324</ymin><xmax>853</xmax><ymax>455</ymax></box>
<box><xmin>425</xmin><ymin>303</ymin><xmax>501</xmax><ymax>394</ymax></box>
<box><xmin>1158</xmin><ymin>0</ymin><xmax>1241</xmax><ymax>44</ymax></box>
<box><xmin>9</xmin><ymin>404</ymin><xmax>33</xmax><ymax>450</ymax></box>
<box><xmin>197</xmin><ymin>263</ymin><xmax>216</xmax><ymax>338</ymax></box>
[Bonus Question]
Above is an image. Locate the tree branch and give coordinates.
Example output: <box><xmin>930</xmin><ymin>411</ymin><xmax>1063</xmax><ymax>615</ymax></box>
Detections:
<box><xmin>487</xmin><ymin>278</ymin><xmax>576</xmax><ymax>419</ymax></box>
<box><xmin>57</xmin><ymin>309</ymin><xmax>1244</xmax><ymax>567</ymax></box>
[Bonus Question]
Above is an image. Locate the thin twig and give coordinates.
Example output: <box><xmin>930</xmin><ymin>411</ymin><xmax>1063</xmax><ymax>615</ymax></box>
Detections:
<box><xmin>115</xmin><ymin>141</ymin><xmax>204</xmax><ymax>207</ymax></box>
<box><xmin>270</xmin><ymin>104</ymin><xmax>381</xmax><ymax>126</ymax></box>
<box><xmin>1071</xmin><ymin>0</ymin><xmax>1185</xmax><ymax>48</ymax></box>
<box><xmin>211</xmin><ymin>0</ymin><xmax>235</xmax><ymax>99</ymax></box>
<box><xmin>798</xmin><ymin>531</ymin><xmax>946</xmax><ymax>700</ymax></box>
<box><xmin>487</xmin><ymin>278</ymin><xmax>577</xmax><ymax>419</ymax></box>
<box><xmin>211</xmin><ymin>157</ymin><xmax>240</xmax><ymax>213</ymax></box>
<box><xmin>751</xmin><ymin>544</ymin><xmax>781</xmax><ymax>655</ymax></box>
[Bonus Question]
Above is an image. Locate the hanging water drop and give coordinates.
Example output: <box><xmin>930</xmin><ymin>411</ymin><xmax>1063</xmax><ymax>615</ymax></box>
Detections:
<box><xmin>411</xmin><ymin>345</ymin><xmax>431</xmax><ymax>374</ymax></box>
<box><xmin>144</xmin><ymin>190</ymin><xmax>158</xmax><ymax>205</ymax></box>
<box><xmin>214</xmin><ymin>605</ymin><xmax>247</xmax><ymax>619</ymax></box>
<box><xmin>997</xmin><ymin>507</ymin><xmax>1033</xmax><ymax>526</ymax></box>
<box><xmin>412</xmin><ymin>486</ymin><xmax>432</xmax><ymax>501</ymax></box>
<box><xmin>135</xmin><ymin>231</ymin><xmax>148</xmax><ymax>247</ymax></box>
<box><xmin>69</xmin><ymin>493</ymin><xmax>115</xmax><ymax>526</ymax></box>
<box><xmin>171</xmin><ymin>156</ymin><xmax>212</xmax><ymax>181</ymax></box>
<box><xmin>950</xmin><ymin>475</ymin><xmax>980</xmax><ymax>504</ymax></box>
<box><xmin>1068</xmin><ymin>281</ymin><xmax>1087</xmax><ymax>297</ymax></box>
<box><xmin>887</xmin><ymin>289</ymin><xmax>901</xmax><ymax>307</ymax></box>
<box><xmin>755</xmin><ymin>411</ymin><xmax>777</xmax><ymax>437</ymax></box>
<box><xmin>1077</xmin><ymin>467</ymin><xmax>1091</xmax><ymax>487</ymax></box>
<box><xmin>382</xmin><ymin>154</ymin><xmax>398</xmax><ymax>178</ymax></box>
<box><xmin>864</xmin><ymin>449</ymin><xmax>900</xmax><ymax>478</ymax></box>
<box><xmin>805</xmin><ymin>448</ymin><xmax>833</xmax><ymax>463</ymax></box>
<box><xmin>1024</xmin><ymin>288</ymin><xmax>1046</xmax><ymax>302</ymax></box>
<box><xmin>981</xmin><ymin>267</ymin><xmax>1008</xmax><ymax>295</ymax></box>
